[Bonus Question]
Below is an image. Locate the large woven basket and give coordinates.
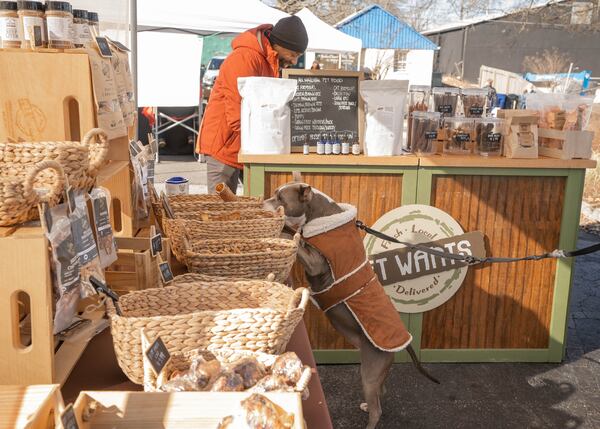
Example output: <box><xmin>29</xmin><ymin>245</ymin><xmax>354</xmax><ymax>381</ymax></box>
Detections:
<box><xmin>106</xmin><ymin>276</ymin><xmax>309</xmax><ymax>384</ymax></box>
<box><xmin>184</xmin><ymin>236</ymin><xmax>299</xmax><ymax>283</ymax></box>
<box><xmin>167</xmin><ymin>194</ymin><xmax>264</xmax><ymax>214</ymax></box>
<box><xmin>0</xmin><ymin>160</ymin><xmax>66</xmax><ymax>226</ymax></box>
<box><xmin>0</xmin><ymin>128</ymin><xmax>108</xmax><ymax>191</ymax></box>
<box><xmin>144</xmin><ymin>348</ymin><xmax>311</xmax><ymax>394</ymax></box>
<box><xmin>164</xmin><ymin>209</ymin><xmax>286</xmax><ymax>262</ymax></box>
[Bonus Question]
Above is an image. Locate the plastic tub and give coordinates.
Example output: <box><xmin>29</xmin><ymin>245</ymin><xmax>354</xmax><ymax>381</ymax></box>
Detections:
<box><xmin>442</xmin><ymin>117</ymin><xmax>474</xmax><ymax>155</ymax></box>
<box><xmin>461</xmin><ymin>88</ymin><xmax>488</xmax><ymax>118</ymax></box>
<box><xmin>474</xmin><ymin>118</ymin><xmax>505</xmax><ymax>157</ymax></box>
<box><xmin>410</xmin><ymin>111</ymin><xmax>440</xmax><ymax>156</ymax></box>
<box><xmin>165</xmin><ymin>176</ymin><xmax>189</xmax><ymax>195</ymax></box>
<box><xmin>432</xmin><ymin>87</ymin><xmax>460</xmax><ymax>117</ymax></box>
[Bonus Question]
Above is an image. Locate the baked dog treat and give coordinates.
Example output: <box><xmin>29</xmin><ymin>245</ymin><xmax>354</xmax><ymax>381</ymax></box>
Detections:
<box><xmin>229</xmin><ymin>357</ymin><xmax>267</xmax><ymax>389</ymax></box>
<box><xmin>217</xmin><ymin>393</ymin><xmax>295</xmax><ymax>429</ymax></box>
<box><xmin>271</xmin><ymin>352</ymin><xmax>304</xmax><ymax>385</ymax></box>
<box><xmin>211</xmin><ymin>372</ymin><xmax>245</xmax><ymax>392</ymax></box>
<box><xmin>251</xmin><ymin>375</ymin><xmax>294</xmax><ymax>393</ymax></box>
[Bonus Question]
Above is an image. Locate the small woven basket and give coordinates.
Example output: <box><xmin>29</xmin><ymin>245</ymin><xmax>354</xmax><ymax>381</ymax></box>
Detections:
<box><xmin>106</xmin><ymin>275</ymin><xmax>309</xmax><ymax>384</ymax></box>
<box><xmin>183</xmin><ymin>235</ymin><xmax>299</xmax><ymax>283</ymax></box>
<box><xmin>164</xmin><ymin>209</ymin><xmax>285</xmax><ymax>262</ymax></box>
<box><xmin>144</xmin><ymin>348</ymin><xmax>312</xmax><ymax>394</ymax></box>
<box><xmin>0</xmin><ymin>160</ymin><xmax>66</xmax><ymax>227</ymax></box>
<box><xmin>168</xmin><ymin>193</ymin><xmax>264</xmax><ymax>215</ymax></box>
<box><xmin>0</xmin><ymin>128</ymin><xmax>108</xmax><ymax>191</ymax></box>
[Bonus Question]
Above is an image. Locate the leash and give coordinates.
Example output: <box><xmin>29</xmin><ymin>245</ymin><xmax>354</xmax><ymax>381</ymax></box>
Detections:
<box><xmin>356</xmin><ymin>220</ymin><xmax>600</xmax><ymax>266</ymax></box>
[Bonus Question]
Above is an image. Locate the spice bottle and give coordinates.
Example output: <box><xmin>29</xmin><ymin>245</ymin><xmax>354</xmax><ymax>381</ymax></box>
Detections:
<box><xmin>17</xmin><ymin>1</ymin><xmax>45</xmax><ymax>47</ymax></box>
<box><xmin>0</xmin><ymin>1</ymin><xmax>22</xmax><ymax>48</ymax></box>
<box><xmin>72</xmin><ymin>8</ymin><xmax>90</xmax><ymax>48</ymax></box>
<box><xmin>302</xmin><ymin>135</ymin><xmax>310</xmax><ymax>155</ymax></box>
<box><xmin>350</xmin><ymin>133</ymin><xmax>361</xmax><ymax>155</ymax></box>
<box><xmin>87</xmin><ymin>10</ymin><xmax>98</xmax><ymax>37</ymax></box>
<box><xmin>316</xmin><ymin>133</ymin><xmax>325</xmax><ymax>155</ymax></box>
<box><xmin>45</xmin><ymin>1</ymin><xmax>72</xmax><ymax>49</ymax></box>
<box><xmin>332</xmin><ymin>133</ymin><xmax>341</xmax><ymax>155</ymax></box>
<box><xmin>341</xmin><ymin>133</ymin><xmax>350</xmax><ymax>155</ymax></box>
<box><xmin>324</xmin><ymin>133</ymin><xmax>333</xmax><ymax>155</ymax></box>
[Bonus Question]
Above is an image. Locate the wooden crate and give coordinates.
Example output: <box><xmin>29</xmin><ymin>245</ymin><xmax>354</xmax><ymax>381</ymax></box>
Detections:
<box><xmin>72</xmin><ymin>391</ymin><xmax>304</xmax><ymax>429</ymax></box>
<box><xmin>106</xmin><ymin>236</ymin><xmax>171</xmax><ymax>295</ymax></box>
<box><xmin>538</xmin><ymin>128</ymin><xmax>594</xmax><ymax>160</ymax></box>
<box><xmin>0</xmin><ymin>384</ymin><xmax>64</xmax><ymax>429</ymax></box>
<box><xmin>97</xmin><ymin>161</ymin><xmax>135</xmax><ymax>238</ymax></box>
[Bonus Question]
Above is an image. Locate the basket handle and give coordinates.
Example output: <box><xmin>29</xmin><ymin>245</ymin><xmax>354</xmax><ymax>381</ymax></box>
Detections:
<box><xmin>266</xmin><ymin>273</ymin><xmax>276</xmax><ymax>282</ymax></box>
<box><xmin>293</xmin><ymin>233</ymin><xmax>302</xmax><ymax>246</ymax></box>
<box><xmin>287</xmin><ymin>287</ymin><xmax>309</xmax><ymax>314</ymax></box>
<box><xmin>24</xmin><ymin>160</ymin><xmax>66</xmax><ymax>203</ymax></box>
<box><xmin>82</xmin><ymin>128</ymin><xmax>109</xmax><ymax>174</ymax></box>
<box><xmin>295</xmin><ymin>365</ymin><xmax>313</xmax><ymax>393</ymax></box>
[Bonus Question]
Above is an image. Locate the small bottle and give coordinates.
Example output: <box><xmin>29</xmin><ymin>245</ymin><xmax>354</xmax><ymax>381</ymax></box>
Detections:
<box><xmin>302</xmin><ymin>135</ymin><xmax>310</xmax><ymax>155</ymax></box>
<box><xmin>316</xmin><ymin>133</ymin><xmax>325</xmax><ymax>155</ymax></box>
<box><xmin>332</xmin><ymin>133</ymin><xmax>341</xmax><ymax>155</ymax></box>
<box><xmin>324</xmin><ymin>133</ymin><xmax>333</xmax><ymax>155</ymax></box>
<box><xmin>351</xmin><ymin>133</ymin><xmax>361</xmax><ymax>155</ymax></box>
<box><xmin>341</xmin><ymin>133</ymin><xmax>350</xmax><ymax>155</ymax></box>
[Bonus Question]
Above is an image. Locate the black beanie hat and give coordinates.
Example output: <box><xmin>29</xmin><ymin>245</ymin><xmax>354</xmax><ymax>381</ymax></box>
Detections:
<box><xmin>269</xmin><ymin>16</ymin><xmax>308</xmax><ymax>53</ymax></box>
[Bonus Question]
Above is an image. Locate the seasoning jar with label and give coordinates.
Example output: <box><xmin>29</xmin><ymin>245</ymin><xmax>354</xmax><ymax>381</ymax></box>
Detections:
<box><xmin>87</xmin><ymin>10</ymin><xmax>98</xmax><ymax>36</ymax></box>
<box><xmin>302</xmin><ymin>134</ymin><xmax>310</xmax><ymax>155</ymax></box>
<box><xmin>341</xmin><ymin>133</ymin><xmax>350</xmax><ymax>155</ymax></box>
<box><xmin>442</xmin><ymin>117</ymin><xmax>474</xmax><ymax>155</ymax></box>
<box><xmin>0</xmin><ymin>1</ymin><xmax>22</xmax><ymax>48</ymax></box>
<box><xmin>350</xmin><ymin>133</ymin><xmax>361</xmax><ymax>155</ymax></box>
<box><xmin>474</xmin><ymin>118</ymin><xmax>505</xmax><ymax>157</ymax></box>
<box><xmin>72</xmin><ymin>9</ymin><xmax>91</xmax><ymax>47</ymax></box>
<box><xmin>45</xmin><ymin>1</ymin><xmax>72</xmax><ymax>49</ymax></box>
<box><xmin>316</xmin><ymin>133</ymin><xmax>325</xmax><ymax>155</ymax></box>
<box><xmin>17</xmin><ymin>1</ymin><xmax>45</xmax><ymax>47</ymax></box>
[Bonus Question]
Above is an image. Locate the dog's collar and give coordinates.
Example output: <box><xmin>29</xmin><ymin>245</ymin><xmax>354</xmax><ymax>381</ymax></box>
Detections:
<box><xmin>301</xmin><ymin>204</ymin><xmax>357</xmax><ymax>238</ymax></box>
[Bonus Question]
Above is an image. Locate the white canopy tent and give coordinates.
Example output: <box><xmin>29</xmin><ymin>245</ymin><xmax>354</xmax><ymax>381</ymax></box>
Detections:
<box><xmin>295</xmin><ymin>8</ymin><xmax>362</xmax><ymax>54</ymax></box>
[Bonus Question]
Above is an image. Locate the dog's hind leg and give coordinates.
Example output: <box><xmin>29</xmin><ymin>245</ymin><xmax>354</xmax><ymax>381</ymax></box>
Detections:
<box><xmin>359</xmin><ymin>341</ymin><xmax>394</xmax><ymax>429</ymax></box>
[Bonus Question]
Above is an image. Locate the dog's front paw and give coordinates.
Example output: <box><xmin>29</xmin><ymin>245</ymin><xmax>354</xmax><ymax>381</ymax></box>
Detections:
<box><xmin>360</xmin><ymin>402</ymin><xmax>369</xmax><ymax>413</ymax></box>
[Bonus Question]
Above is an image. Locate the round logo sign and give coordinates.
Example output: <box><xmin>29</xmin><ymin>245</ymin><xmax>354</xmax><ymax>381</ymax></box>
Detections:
<box><xmin>364</xmin><ymin>204</ymin><xmax>468</xmax><ymax>313</ymax></box>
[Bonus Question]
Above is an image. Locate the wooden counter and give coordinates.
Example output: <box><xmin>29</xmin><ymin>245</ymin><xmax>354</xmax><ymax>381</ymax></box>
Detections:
<box><xmin>242</xmin><ymin>153</ymin><xmax>595</xmax><ymax>364</ymax></box>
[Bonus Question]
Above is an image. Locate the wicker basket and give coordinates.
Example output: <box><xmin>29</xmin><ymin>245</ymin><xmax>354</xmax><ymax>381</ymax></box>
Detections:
<box><xmin>144</xmin><ymin>348</ymin><xmax>311</xmax><ymax>394</ymax></box>
<box><xmin>164</xmin><ymin>209</ymin><xmax>285</xmax><ymax>262</ymax></box>
<box><xmin>106</xmin><ymin>276</ymin><xmax>309</xmax><ymax>384</ymax></box>
<box><xmin>0</xmin><ymin>160</ymin><xmax>66</xmax><ymax>227</ymax></box>
<box><xmin>0</xmin><ymin>128</ymin><xmax>108</xmax><ymax>191</ymax></box>
<box><xmin>184</xmin><ymin>236</ymin><xmax>299</xmax><ymax>283</ymax></box>
<box><xmin>167</xmin><ymin>194</ymin><xmax>264</xmax><ymax>215</ymax></box>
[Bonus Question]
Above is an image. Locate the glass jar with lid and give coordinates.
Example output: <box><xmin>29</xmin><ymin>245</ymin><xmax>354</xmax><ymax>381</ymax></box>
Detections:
<box><xmin>72</xmin><ymin>8</ymin><xmax>91</xmax><ymax>47</ymax></box>
<box><xmin>0</xmin><ymin>1</ymin><xmax>22</xmax><ymax>48</ymax></box>
<box><xmin>45</xmin><ymin>1</ymin><xmax>72</xmax><ymax>49</ymax></box>
<box><xmin>17</xmin><ymin>1</ymin><xmax>45</xmax><ymax>47</ymax></box>
<box><xmin>87</xmin><ymin>11</ymin><xmax>98</xmax><ymax>36</ymax></box>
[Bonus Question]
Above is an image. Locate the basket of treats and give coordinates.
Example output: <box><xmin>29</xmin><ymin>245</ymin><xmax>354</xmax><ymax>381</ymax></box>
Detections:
<box><xmin>183</xmin><ymin>235</ymin><xmax>299</xmax><ymax>283</ymax></box>
<box><xmin>0</xmin><ymin>160</ymin><xmax>66</xmax><ymax>226</ymax></box>
<box><xmin>0</xmin><ymin>128</ymin><xmax>108</xmax><ymax>191</ymax></box>
<box><xmin>106</xmin><ymin>274</ymin><xmax>309</xmax><ymax>384</ymax></box>
<box><xmin>164</xmin><ymin>208</ymin><xmax>286</xmax><ymax>262</ymax></box>
<box><xmin>145</xmin><ymin>349</ymin><xmax>312</xmax><ymax>398</ymax></box>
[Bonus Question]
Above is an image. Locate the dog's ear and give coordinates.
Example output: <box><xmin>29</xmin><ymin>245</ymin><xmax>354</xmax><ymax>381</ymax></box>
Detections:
<box><xmin>299</xmin><ymin>185</ymin><xmax>313</xmax><ymax>202</ymax></box>
<box><xmin>292</xmin><ymin>171</ymin><xmax>303</xmax><ymax>183</ymax></box>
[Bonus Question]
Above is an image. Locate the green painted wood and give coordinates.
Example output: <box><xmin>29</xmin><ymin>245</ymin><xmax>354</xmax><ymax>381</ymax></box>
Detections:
<box><xmin>548</xmin><ymin>169</ymin><xmax>586</xmax><ymax>362</ymax></box>
<box><xmin>264</xmin><ymin>164</ymin><xmax>415</xmax><ymax>175</ymax></box>
<box><xmin>420</xmin><ymin>348</ymin><xmax>550</xmax><ymax>363</ymax></box>
<box><xmin>243</xmin><ymin>165</ymin><xmax>250</xmax><ymax>196</ymax></box>
<box><xmin>420</xmin><ymin>167</ymin><xmax>571</xmax><ymax>177</ymax></box>
<box><xmin>247</xmin><ymin>165</ymin><xmax>265</xmax><ymax>198</ymax></box>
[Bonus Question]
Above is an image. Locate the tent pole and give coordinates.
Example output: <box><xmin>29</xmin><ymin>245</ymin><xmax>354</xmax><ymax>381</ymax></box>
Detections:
<box><xmin>130</xmin><ymin>0</ymin><xmax>138</xmax><ymax>140</ymax></box>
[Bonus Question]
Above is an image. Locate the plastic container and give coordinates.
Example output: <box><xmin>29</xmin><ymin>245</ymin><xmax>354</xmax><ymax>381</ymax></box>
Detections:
<box><xmin>87</xmin><ymin>10</ymin><xmax>98</xmax><ymax>36</ymax></box>
<box><xmin>407</xmin><ymin>85</ymin><xmax>430</xmax><ymax>151</ymax></box>
<box><xmin>0</xmin><ymin>1</ymin><xmax>22</xmax><ymax>48</ymax></box>
<box><xmin>17</xmin><ymin>1</ymin><xmax>45</xmax><ymax>47</ymax></box>
<box><xmin>432</xmin><ymin>87</ymin><xmax>460</xmax><ymax>118</ymax></box>
<box><xmin>442</xmin><ymin>117</ymin><xmax>474</xmax><ymax>155</ymax></box>
<box><xmin>410</xmin><ymin>112</ymin><xmax>440</xmax><ymax>156</ymax></box>
<box><xmin>165</xmin><ymin>176</ymin><xmax>189</xmax><ymax>195</ymax></box>
<box><xmin>474</xmin><ymin>118</ymin><xmax>505</xmax><ymax>157</ymax></box>
<box><xmin>72</xmin><ymin>8</ymin><xmax>90</xmax><ymax>48</ymax></box>
<box><xmin>45</xmin><ymin>1</ymin><xmax>72</xmax><ymax>49</ymax></box>
<box><xmin>461</xmin><ymin>88</ymin><xmax>488</xmax><ymax>118</ymax></box>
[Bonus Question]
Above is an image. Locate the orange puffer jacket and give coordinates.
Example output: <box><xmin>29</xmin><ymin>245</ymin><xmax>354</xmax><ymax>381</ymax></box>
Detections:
<box><xmin>196</xmin><ymin>25</ymin><xmax>280</xmax><ymax>169</ymax></box>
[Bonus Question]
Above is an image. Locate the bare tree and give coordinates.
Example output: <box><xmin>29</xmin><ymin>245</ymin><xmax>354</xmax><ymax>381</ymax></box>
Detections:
<box><xmin>522</xmin><ymin>47</ymin><xmax>573</xmax><ymax>74</ymax></box>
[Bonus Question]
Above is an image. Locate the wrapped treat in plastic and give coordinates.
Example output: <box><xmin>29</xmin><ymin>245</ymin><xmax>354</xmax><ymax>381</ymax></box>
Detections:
<box><xmin>211</xmin><ymin>372</ymin><xmax>245</xmax><ymax>392</ymax></box>
<box><xmin>188</xmin><ymin>357</ymin><xmax>222</xmax><ymax>390</ymax></box>
<box><xmin>218</xmin><ymin>394</ymin><xmax>295</xmax><ymax>429</ymax></box>
<box><xmin>271</xmin><ymin>352</ymin><xmax>304</xmax><ymax>385</ymax></box>
<box><xmin>251</xmin><ymin>375</ymin><xmax>294</xmax><ymax>393</ymax></box>
<box><xmin>230</xmin><ymin>357</ymin><xmax>267</xmax><ymax>389</ymax></box>
<box><xmin>90</xmin><ymin>187</ymin><xmax>118</xmax><ymax>268</ymax></box>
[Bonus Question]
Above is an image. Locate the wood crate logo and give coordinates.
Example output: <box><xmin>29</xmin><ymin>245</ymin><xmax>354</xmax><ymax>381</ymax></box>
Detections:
<box><xmin>364</xmin><ymin>205</ymin><xmax>485</xmax><ymax>313</ymax></box>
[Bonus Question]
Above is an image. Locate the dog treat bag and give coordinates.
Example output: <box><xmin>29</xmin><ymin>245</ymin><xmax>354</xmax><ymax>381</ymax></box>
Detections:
<box><xmin>360</xmin><ymin>80</ymin><xmax>409</xmax><ymax>156</ymax></box>
<box><xmin>90</xmin><ymin>187</ymin><xmax>118</xmax><ymax>268</ymax></box>
<box><xmin>238</xmin><ymin>77</ymin><xmax>297</xmax><ymax>155</ymax></box>
<box><xmin>44</xmin><ymin>204</ymin><xmax>82</xmax><ymax>335</ymax></box>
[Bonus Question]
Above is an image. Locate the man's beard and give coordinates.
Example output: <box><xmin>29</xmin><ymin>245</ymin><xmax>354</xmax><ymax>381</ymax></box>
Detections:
<box><xmin>279</xmin><ymin>58</ymin><xmax>293</xmax><ymax>69</ymax></box>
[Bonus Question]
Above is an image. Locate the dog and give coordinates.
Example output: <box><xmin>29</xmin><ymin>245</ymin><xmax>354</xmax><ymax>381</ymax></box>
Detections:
<box><xmin>265</xmin><ymin>180</ymin><xmax>439</xmax><ymax>429</ymax></box>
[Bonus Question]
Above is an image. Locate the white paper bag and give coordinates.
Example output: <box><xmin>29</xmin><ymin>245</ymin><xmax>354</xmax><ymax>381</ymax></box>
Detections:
<box><xmin>360</xmin><ymin>80</ymin><xmax>408</xmax><ymax>156</ymax></box>
<box><xmin>238</xmin><ymin>77</ymin><xmax>297</xmax><ymax>155</ymax></box>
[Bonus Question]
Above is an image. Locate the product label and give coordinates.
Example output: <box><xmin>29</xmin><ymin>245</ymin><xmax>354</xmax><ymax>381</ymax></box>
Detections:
<box><xmin>75</xmin><ymin>22</ymin><xmax>92</xmax><ymax>45</ymax></box>
<box><xmin>454</xmin><ymin>133</ymin><xmax>471</xmax><ymax>143</ymax></box>
<box><xmin>425</xmin><ymin>131</ymin><xmax>438</xmax><ymax>140</ymax></box>
<box><xmin>21</xmin><ymin>16</ymin><xmax>45</xmax><ymax>41</ymax></box>
<box><xmin>437</xmin><ymin>105</ymin><xmax>453</xmax><ymax>114</ymax></box>
<box><xmin>56</xmin><ymin>236</ymin><xmax>81</xmax><ymax>293</ymax></box>
<box><xmin>71</xmin><ymin>212</ymin><xmax>99</xmax><ymax>264</ymax></box>
<box><xmin>92</xmin><ymin>196</ymin><xmax>112</xmax><ymax>238</ymax></box>
<box><xmin>46</xmin><ymin>16</ymin><xmax>71</xmax><ymax>41</ymax></box>
<box><xmin>484</xmin><ymin>132</ymin><xmax>502</xmax><ymax>143</ymax></box>
<box><xmin>145</xmin><ymin>336</ymin><xmax>171</xmax><ymax>376</ymax></box>
<box><xmin>0</xmin><ymin>16</ymin><xmax>20</xmax><ymax>42</ymax></box>
<box><xmin>469</xmin><ymin>106</ymin><xmax>484</xmax><ymax>116</ymax></box>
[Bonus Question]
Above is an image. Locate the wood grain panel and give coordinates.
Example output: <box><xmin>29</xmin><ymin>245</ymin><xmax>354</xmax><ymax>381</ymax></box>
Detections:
<box><xmin>265</xmin><ymin>172</ymin><xmax>403</xmax><ymax>350</ymax></box>
<box><xmin>422</xmin><ymin>175</ymin><xmax>565</xmax><ymax>349</ymax></box>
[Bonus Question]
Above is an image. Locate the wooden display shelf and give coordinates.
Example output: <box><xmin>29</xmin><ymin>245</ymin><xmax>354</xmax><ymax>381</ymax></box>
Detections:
<box><xmin>239</xmin><ymin>153</ymin><xmax>420</xmax><ymax>166</ymax></box>
<box><xmin>0</xmin><ymin>384</ymin><xmax>65</xmax><ymax>429</ymax></box>
<box><xmin>0</xmin><ymin>226</ymin><xmax>94</xmax><ymax>386</ymax></box>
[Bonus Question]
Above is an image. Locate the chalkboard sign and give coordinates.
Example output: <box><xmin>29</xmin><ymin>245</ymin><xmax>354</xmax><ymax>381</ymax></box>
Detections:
<box><xmin>61</xmin><ymin>404</ymin><xmax>79</xmax><ymax>429</ymax></box>
<box><xmin>283</xmin><ymin>70</ymin><xmax>363</xmax><ymax>151</ymax></box>
<box><xmin>159</xmin><ymin>261</ymin><xmax>174</xmax><ymax>284</ymax></box>
<box><xmin>145</xmin><ymin>336</ymin><xmax>171</xmax><ymax>376</ymax></box>
<box><xmin>150</xmin><ymin>233</ymin><xmax>163</xmax><ymax>257</ymax></box>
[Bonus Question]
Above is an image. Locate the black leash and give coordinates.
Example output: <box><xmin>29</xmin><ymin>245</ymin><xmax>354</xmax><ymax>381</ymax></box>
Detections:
<box><xmin>356</xmin><ymin>220</ymin><xmax>600</xmax><ymax>266</ymax></box>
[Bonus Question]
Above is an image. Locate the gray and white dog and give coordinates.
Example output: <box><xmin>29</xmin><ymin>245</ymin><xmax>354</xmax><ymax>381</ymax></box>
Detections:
<box><xmin>265</xmin><ymin>178</ymin><xmax>439</xmax><ymax>429</ymax></box>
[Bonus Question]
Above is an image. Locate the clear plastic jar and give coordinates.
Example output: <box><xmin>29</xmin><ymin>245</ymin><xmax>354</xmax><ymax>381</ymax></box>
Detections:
<box><xmin>474</xmin><ymin>118</ymin><xmax>505</xmax><ymax>157</ymax></box>
<box><xmin>87</xmin><ymin>11</ymin><xmax>98</xmax><ymax>37</ymax></box>
<box><xmin>0</xmin><ymin>1</ymin><xmax>22</xmax><ymax>48</ymax></box>
<box><xmin>461</xmin><ymin>88</ymin><xmax>488</xmax><ymax>118</ymax></box>
<box><xmin>72</xmin><ymin>8</ymin><xmax>91</xmax><ymax>47</ymax></box>
<box><xmin>45</xmin><ymin>1</ymin><xmax>72</xmax><ymax>49</ymax></box>
<box><xmin>407</xmin><ymin>85</ymin><xmax>430</xmax><ymax>151</ymax></box>
<box><xmin>410</xmin><ymin>111</ymin><xmax>440</xmax><ymax>156</ymax></box>
<box><xmin>432</xmin><ymin>87</ymin><xmax>460</xmax><ymax>118</ymax></box>
<box><xmin>17</xmin><ymin>1</ymin><xmax>45</xmax><ymax>47</ymax></box>
<box><xmin>443</xmin><ymin>117</ymin><xmax>474</xmax><ymax>155</ymax></box>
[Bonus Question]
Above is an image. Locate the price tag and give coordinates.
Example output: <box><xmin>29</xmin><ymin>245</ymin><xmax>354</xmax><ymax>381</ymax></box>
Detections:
<box><xmin>107</xmin><ymin>37</ymin><xmax>131</xmax><ymax>52</ymax></box>
<box><xmin>425</xmin><ymin>131</ymin><xmax>438</xmax><ymax>140</ymax></box>
<box><xmin>438</xmin><ymin>105</ymin><xmax>453</xmax><ymax>114</ymax></box>
<box><xmin>145</xmin><ymin>335</ymin><xmax>171</xmax><ymax>376</ymax></box>
<box><xmin>454</xmin><ymin>133</ymin><xmax>471</xmax><ymax>143</ymax></box>
<box><xmin>61</xmin><ymin>404</ymin><xmax>79</xmax><ymax>429</ymax></box>
<box><xmin>469</xmin><ymin>106</ymin><xmax>484</xmax><ymax>116</ymax></box>
<box><xmin>150</xmin><ymin>226</ymin><xmax>163</xmax><ymax>257</ymax></box>
<box><xmin>95</xmin><ymin>36</ymin><xmax>113</xmax><ymax>58</ymax></box>
<box><xmin>129</xmin><ymin>140</ymin><xmax>141</xmax><ymax>157</ymax></box>
<box><xmin>159</xmin><ymin>261</ymin><xmax>174</xmax><ymax>285</ymax></box>
<box><xmin>485</xmin><ymin>132</ymin><xmax>503</xmax><ymax>143</ymax></box>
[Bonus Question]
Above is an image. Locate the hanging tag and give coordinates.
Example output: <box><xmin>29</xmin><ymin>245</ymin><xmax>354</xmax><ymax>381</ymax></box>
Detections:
<box><xmin>60</xmin><ymin>404</ymin><xmax>80</xmax><ymax>429</ymax></box>
<box><xmin>95</xmin><ymin>36</ymin><xmax>113</xmax><ymax>58</ymax></box>
<box><xmin>143</xmin><ymin>331</ymin><xmax>171</xmax><ymax>377</ymax></box>
<box><xmin>129</xmin><ymin>140</ymin><xmax>141</xmax><ymax>157</ymax></box>
<box><xmin>150</xmin><ymin>225</ymin><xmax>163</xmax><ymax>257</ymax></box>
<box><xmin>157</xmin><ymin>254</ymin><xmax>174</xmax><ymax>285</ymax></box>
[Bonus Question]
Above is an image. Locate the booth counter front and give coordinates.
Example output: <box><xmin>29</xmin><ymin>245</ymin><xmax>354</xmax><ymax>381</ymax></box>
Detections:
<box><xmin>240</xmin><ymin>153</ymin><xmax>596</xmax><ymax>364</ymax></box>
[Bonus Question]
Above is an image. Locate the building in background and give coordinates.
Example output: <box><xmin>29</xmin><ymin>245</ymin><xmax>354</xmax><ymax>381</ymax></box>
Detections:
<box><xmin>336</xmin><ymin>5</ymin><xmax>438</xmax><ymax>85</ymax></box>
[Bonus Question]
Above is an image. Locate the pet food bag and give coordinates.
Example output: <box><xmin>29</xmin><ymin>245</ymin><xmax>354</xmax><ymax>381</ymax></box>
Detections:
<box><xmin>360</xmin><ymin>80</ymin><xmax>409</xmax><ymax>156</ymax></box>
<box><xmin>238</xmin><ymin>77</ymin><xmax>297</xmax><ymax>155</ymax></box>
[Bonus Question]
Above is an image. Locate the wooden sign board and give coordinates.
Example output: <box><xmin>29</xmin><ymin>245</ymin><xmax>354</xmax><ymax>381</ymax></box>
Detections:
<box><xmin>145</xmin><ymin>335</ymin><xmax>171</xmax><ymax>376</ymax></box>
<box><xmin>283</xmin><ymin>69</ymin><xmax>364</xmax><ymax>152</ymax></box>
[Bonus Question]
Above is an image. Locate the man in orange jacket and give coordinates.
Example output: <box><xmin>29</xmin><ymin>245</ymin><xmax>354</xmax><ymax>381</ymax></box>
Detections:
<box><xmin>196</xmin><ymin>16</ymin><xmax>309</xmax><ymax>194</ymax></box>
